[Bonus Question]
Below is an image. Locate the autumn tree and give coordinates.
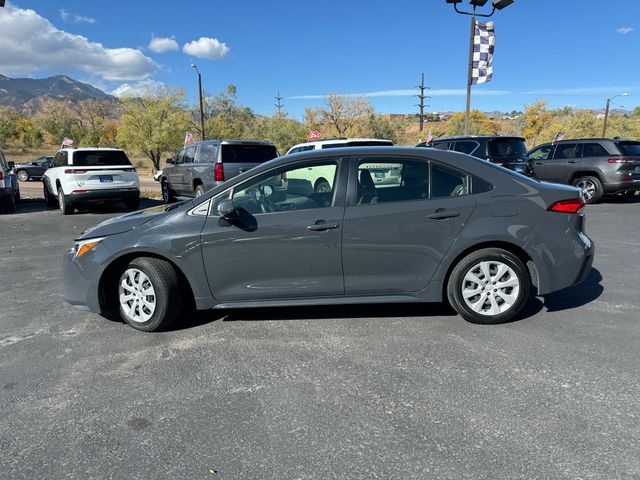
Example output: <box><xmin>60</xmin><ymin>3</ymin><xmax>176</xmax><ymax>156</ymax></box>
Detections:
<box><xmin>445</xmin><ymin>110</ymin><xmax>498</xmax><ymax>136</ymax></box>
<box><xmin>254</xmin><ymin>116</ymin><xmax>307</xmax><ymax>153</ymax></box>
<box><xmin>305</xmin><ymin>93</ymin><xmax>374</xmax><ymax>137</ymax></box>
<box><xmin>522</xmin><ymin>100</ymin><xmax>550</xmax><ymax>146</ymax></box>
<box><xmin>0</xmin><ymin>106</ymin><xmax>20</xmax><ymax>147</ymax></box>
<box><xmin>117</xmin><ymin>90</ymin><xmax>191</xmax><ymax>170</ymax></box>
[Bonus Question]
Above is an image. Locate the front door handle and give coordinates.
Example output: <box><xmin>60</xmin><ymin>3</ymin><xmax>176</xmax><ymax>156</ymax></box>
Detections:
<box><xmin>568</xmin><ymin>160</ymin><xmax>578</xmax><ymax>164</ymax></box>
<box><xmin>307</xmin><ymin>221</ymin><xmax>340</xmax><ymax>231</ymax></box>
<box><xmin>427</xmin><ymin>209</ymin><xmax>460</xmax><ymax>220</ymax></box>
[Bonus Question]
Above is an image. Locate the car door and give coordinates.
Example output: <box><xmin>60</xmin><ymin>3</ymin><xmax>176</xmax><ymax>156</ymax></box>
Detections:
<box><xmin>181</xmin><ymin>145</ymin><xmax>198</xmax><ymax>195</ymax></box>
<box><xmin>44</xmin><ymin>151</ymin><xmax>68</xmax><ymax>194</ymax></box>
<box><xmin>33</xmin><ymin>157</ymin><xmax>48</xmax><ymax>177</ymax></box>
<box><xmin>531</xmin><ymin>143</ymin><xmax>581</xmax><ymax>184</ymax></box>
<box><xmin>341</xmin><ymin>156</ymin><xmax>477</xmax><ymax>294</ymax></box>
<box><xmin>167</xmin><ymin>148</ymin><xmax>186</xmax><ymax>193</ymax></box>
<box><xmin>200</xmin><ymin>158</ymin><xmax>347</xmax><ymax>301</ymax></box>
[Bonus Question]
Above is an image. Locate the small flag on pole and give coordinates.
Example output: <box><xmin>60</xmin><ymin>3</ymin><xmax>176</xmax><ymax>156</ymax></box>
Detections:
<box><xmin>426</xmin><ymin>130</ymin><xmax>434</xmax><ymax>145</ymax></box>
<box><xmin>184</xmin><ymin>132</ymin><xmax>193</xmax><ymax>145</ymax></box>
<box><xmin>307</xmin><ymin>130</ymin><xmax>321</xmax><ymax>141</ymax></box>
<box><xmin>61</xmin><ymin>137</ymin><xmax>74</xmax><ymax>147</ymax></box>
<box><xmin>553</xmin><ymin>132</ymin><xmax>565</xmax><ymax>143</ymax></box>
<box><xmin>471</xmin><ymin>21</ymin><xmax>495</xmax><ymax>85</ymax></box>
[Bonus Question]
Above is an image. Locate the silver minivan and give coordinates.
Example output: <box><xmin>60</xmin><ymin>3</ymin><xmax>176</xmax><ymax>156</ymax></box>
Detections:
<box><xmin>160</xmin><ymin>140</ymin><xmax>278</xmax><ymax>202</ymax></box>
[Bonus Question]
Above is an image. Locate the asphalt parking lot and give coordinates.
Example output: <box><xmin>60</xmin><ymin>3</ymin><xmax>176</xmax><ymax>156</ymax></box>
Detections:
<box><xmin>1</xmin><ymin>197</ymin><xmax>639</xmax><ymax>479</ymax></box>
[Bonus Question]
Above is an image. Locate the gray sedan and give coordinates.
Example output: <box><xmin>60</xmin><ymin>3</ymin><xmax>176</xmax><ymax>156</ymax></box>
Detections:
<box><xmin>63</xmin><ymin>147</ymin><xmax>594</xmax><ymax>331</ymax></box>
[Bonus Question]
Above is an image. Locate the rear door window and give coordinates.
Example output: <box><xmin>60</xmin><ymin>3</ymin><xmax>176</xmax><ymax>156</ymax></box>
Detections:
<box><xmin>72</xmin><ymin>151</ymin><xmax>132</xmax><ymax>166</ymax></box>
<box><xmin>221</xmin><ymin>144</ymin><xmax>278</xmax><ymax>163</ymax></box>
<box><xmin>431</xmin><ymin>163</ymin><xmax>470</xmax><ymax>198</ymax></box>
<box><xmin>453</xmin><ymin>141</ymin><xmax>479</xmax><ymax>155</ymax></box>
<box><xmin>615</xmin><ymin>141</ymin><xmax>640</xmax><ymax>156</ymax></box>
<box><xmin>197</xmin><ymin>143</ymin><xmax>217</xmax><ymax>163</ymax></box>
<box><xmin>553</xmin><ymin>143</ymin><xmax>581</xmax><ymax>159</ymax></box>
<box><xmin>581</xmin><ymin>143</ymin><xmax>609</xmax><ymax>157</ymax></box>
<box><xmin>529</xmin><ymin>145</ymin><xmax>552</xmax><ymax>160</ymax></box>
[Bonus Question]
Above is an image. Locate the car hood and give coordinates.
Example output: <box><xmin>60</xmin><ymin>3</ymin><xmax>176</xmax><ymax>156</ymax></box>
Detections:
<box><xmin>77</xmin><ymin>202</ymin><xmax>187</xmax><ymax>240</ymax></box>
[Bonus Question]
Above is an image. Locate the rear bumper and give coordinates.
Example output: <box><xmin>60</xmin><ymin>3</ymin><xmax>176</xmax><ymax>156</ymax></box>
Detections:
<box><xmin>602</xmin><ymin>178</ymin><xmax>640</xmax><ymax>193</ymax></box>
<box><xmin>67</xmin><ymin>188</ymin><xmax>139</xmax><ymax>203</ymax></box>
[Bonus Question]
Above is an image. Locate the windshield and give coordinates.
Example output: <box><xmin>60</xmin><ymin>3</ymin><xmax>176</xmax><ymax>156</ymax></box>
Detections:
<box><xmin>221</xmin><ymin>144</ymin><xmax>278</xmax><ymax>163</ymax></box>
<box><xmin>73</xmin><ymin>151</ymin><xmax>132</xmax><ymax>166</ymax></box>
<box><xmin>487</xmin><ymin>138</ymin><xmax>528</xmax><ymax>159</ymax></box>
<box><xmin>616</xmin><ymin>141</ymin><xmax>640</xmax><ymax>156</ymax></box>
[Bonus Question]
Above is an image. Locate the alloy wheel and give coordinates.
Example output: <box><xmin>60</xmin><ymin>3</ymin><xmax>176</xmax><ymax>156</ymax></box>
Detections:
<box><xmin>119</xmin><ymin>268</ymin><xmax>157</xmax><ymax>323</ymax></box>
<box><xmin>461</xmin><ymin>260</ymin><xmax>520</xmax><ymax>316</ymax></box>
<box><xmin>575</xmin><ymin>179</ymin><xmax>597</xmax><ymax>202</ymax></box>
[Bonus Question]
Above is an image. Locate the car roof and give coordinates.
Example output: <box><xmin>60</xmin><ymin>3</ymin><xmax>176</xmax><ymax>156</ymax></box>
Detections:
<box><xmin>289</xmin><ymin>138</ymin><xmax>392</xmax><ymax>148</ymax></box>
<box><xmin>59</xmin><ymin>147</ymin><xmax>123</xmax><ymax>153</ymax></box>
<box><xmin>433</xmin><ymin>135</ymin><xmax>526</xmax><ymax>142</ymax></box>
<box><xmin>186</xmin><ymin>140</ymin><xmax>275</xmax><ymax>146</ymax></box>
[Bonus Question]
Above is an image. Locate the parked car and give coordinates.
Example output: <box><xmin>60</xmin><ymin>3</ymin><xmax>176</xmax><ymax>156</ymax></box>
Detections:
<box><xmin>43</xmin><ymin>148</ymin><xmax>140</xmax><ymax>215</ymax></box>
<box><xmin>417</xmin><ymin>136</ymin><xmax>529</xmax><ymax>174</ymax></box>
<box><xmin>63</xmin><ymin>146</ymin><xmax>594</xmax><ymax>332</ymax></box>
<box><xmin>0</xmin><ymin>149</ymin><xmax>20</xmax><ymax>213</ymax></box>
<box><xmin>285</xmin><ymin>138</ymin><xmax>395</xmax><ymax>192</ymax></box>
<box><xmin>527</xmin><ymin>138</ymin><xmax>640</xmax><ymax>203</ymax></box>
<box><xmin>160</xmin><ymin>140</ymin><xmax>278</xmax><ymax>203</ymax></box>
<box><xmin>14</xmin><ymin>155</ymin><xmax>53</xmax><ymax>181</ymax></box>
<box><xmin>285</xmin><ymin>138</ymin><xmax>393</xmax><ymax>155</ymax></box>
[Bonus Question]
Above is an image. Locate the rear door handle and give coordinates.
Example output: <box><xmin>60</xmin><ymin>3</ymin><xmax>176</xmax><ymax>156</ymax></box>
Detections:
<box><xmin>427</xmin><ymin>209</ymin><xmax>460</xmax><ymax>220</ymax></box>
<box><xmin>307</xmin><ymin>221</ymin><xmax>340</xmax><ymax>231</ymax></box>
<box><xmin>568</xmin><ymin>160</ymin><xmax>578</xmax><ymax>164</ymax></box>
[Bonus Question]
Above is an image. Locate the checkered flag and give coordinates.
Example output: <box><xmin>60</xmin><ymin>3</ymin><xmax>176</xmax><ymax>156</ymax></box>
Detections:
<box><xmin>472</xmin><ymin>21</ymin><xmax>495</xmax><ymax>85</ymax></box>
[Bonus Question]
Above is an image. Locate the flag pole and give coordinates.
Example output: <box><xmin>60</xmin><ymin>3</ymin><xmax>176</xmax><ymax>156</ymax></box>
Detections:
<box><xmin>464</xmin><ymin>12</ymin><xmax>476</xmax><ymax>136</ymax></box>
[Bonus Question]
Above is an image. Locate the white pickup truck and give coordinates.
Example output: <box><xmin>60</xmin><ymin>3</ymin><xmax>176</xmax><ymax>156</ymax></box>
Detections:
<box><xmin>0</xmin><ymin>149</ymin><xmax>20</xmax><ymax>213</ymax></box>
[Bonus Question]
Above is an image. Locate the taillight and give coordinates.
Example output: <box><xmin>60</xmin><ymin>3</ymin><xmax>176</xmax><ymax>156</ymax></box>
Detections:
<box><xmin>214</xmin><ymin>163</ymin><xmax>224</xmax><ymax>181</ymax></box>
<box><xmin>608</xmin><ymin>157</ymin><xmax>635</xmax><ymax>164</ymax></box>
<box><xmin>548</xmin><ymin>198</ymin><xmax>585</xmax><ymax>214</ymax></box>
<box><xmin>493</xmin><ymin>161</ymin><xmax>504</xmax><ymax>166</ymax></box>
<box><xmin>0</xmin><ymin>171</ymin><xmax>3</xmax><ymax>181</ymax></box>
<box><xmin>64</xmin><ymin>169</ymin><xmax>88</xmax><ymax>174</ymax></box>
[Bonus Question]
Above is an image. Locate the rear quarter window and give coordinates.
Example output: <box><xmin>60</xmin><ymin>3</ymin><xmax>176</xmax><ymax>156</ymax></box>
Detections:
<box><xmin>615</xmin><ymin>141</ymin><xmax>640</xmax><ymax>156</ymax></box>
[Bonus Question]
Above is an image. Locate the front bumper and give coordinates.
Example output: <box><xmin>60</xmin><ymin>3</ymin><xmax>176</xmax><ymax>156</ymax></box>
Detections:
<box><xmin>67</xmin><ymin>188</ymin><xmax>139</xmax><ymax>204</ymax></box>
<box><xmin>63</xmin><ymin>244</ymin><xmax>108</xmax><ymax>313</ymax></box>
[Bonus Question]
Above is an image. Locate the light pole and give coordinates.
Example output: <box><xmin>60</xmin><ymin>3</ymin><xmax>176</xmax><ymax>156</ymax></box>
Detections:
<box><xmin>602</xmin><ymin>92</ymin><xmax>628</xmax><ymax>137</ymax></box>
<box><xmin>191</xmin><ymin>64</ymin><xmax>206</xmax><ymax>141</ymax></box>
<box><xmin>445</xmin><ymin>0</ymin><xmax>514</xmax><ymax>135</ymax></box>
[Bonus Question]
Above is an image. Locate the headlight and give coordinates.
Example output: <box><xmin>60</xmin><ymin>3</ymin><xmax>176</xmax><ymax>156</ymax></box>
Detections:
<box><xmin>74</xmin><ymin>237</ymin><xmax>106</xmax><ymax>259</ymax></box>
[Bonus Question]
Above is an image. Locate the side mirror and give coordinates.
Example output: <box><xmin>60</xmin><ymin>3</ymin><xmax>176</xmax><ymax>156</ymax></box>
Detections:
<box><xmin>217</xmin><ymin>198</ymin><xmax>236</xmax><ymax>218</ymax></box>
<box><xmin>7</xmin><ymin>161</ymin><xmax>15</xmax><ymax>170</ymax></box>
<box><xmin>32</xmin><ymin>161</ymin><xmax>38</xmax><ymax>165</ymax></box>
<box><xmin>166</xmin><ymin>157</ymin><xmax>175</xmax><ymax>165</ymax></box>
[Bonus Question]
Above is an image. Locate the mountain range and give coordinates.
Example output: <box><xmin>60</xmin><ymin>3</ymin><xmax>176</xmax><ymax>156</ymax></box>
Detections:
<box><xmin>0</xmin><ymin>74</ymin><xmax>116</xmax><ymax>112</ymax></box>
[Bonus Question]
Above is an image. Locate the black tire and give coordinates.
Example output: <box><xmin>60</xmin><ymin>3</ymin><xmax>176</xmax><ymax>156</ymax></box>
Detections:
<box><xmin>194</xmin><ymin>184</ymin><xmax>205</xmax><ymax>197</ymax></box>
<box><xmin>125</xmin><ymin>195</ymin><xmax>140</xmax><ymax>211</ymax></box>
<box><xmin>314</xmin><ymin>178</ymin><xmax>332</xmax><ymax>193</ymax></box>
<box><xmin>447</xmin><ymin>248</ymin><xmax>531</xmax><ymax>325</ymax></box>
<box><xmin>14</xmin><ymin>190</ymin><xmax>20</xmax><ymax>203</ymax></box>
<box><xmin>58</xmin><ymin>187</ymin><xmax>74</xmax><ymax>215</ymax></box>
<box><xmin>16</xmin><ymin>169</ymin><xmax>29</xmax><ymax>182</ymax></box>
<box><xmin>0</xmin><ymin>192</ymin><xmax>16</xmax><ymax>213</ymax></box>
<box><xmin>44</xmin><ymin>182</ymin><xmax>57</xmax><ymax>207</ymax></box>
<box><xmin>117</xmin><ymin>257</ymin><xmax>184</xmax><ymax>332</ymax></box>
<box><xmin>572</xmin><ymin>175</ymin><xmax>603</xmax><ymax>204</ymax></box>
<box><xmin>161</xmin><ymin>179</ymin><xmax>175</xmax><ymax>204</ymax></box>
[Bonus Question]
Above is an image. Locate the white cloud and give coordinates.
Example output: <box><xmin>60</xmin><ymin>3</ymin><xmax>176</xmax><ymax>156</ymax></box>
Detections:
<box><xmin>617</xmin><ymin>26</ymin><xmax>634</xmax><ymax>34</ymax></box>
<box><xmin>110</xmin><ymin>79</ymin><xmax>168</xmax><ymax>97</ymax></box>
<box><xmin>148</xmin><ymin>36</ymin><xmax>179</xmax><ymax>53</ymax></box>
<box><xmin>60</xmin><ymin>8</ymin><xmax>96</xmax><ymax>24</ymax></box>
<box><xmin>183</xmin><ymin>37</ymin><xmax>230</xmax><ymax>60</ymax></box>
<box><xmin>0</xmin><ymin>4</ymin><xmax>157</xmax><ymax>81</ymax></box>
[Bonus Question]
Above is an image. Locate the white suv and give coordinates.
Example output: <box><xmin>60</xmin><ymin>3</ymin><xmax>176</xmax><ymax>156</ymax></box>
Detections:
<box><xmin>284</xmin><ymin>138</ymin><xmax>394</xmax><ymax>192</ymax></box>
<box><xmin>43</xmin><ymin>148</ymin><xmax>140</xmax><ymax>215</ymax></box>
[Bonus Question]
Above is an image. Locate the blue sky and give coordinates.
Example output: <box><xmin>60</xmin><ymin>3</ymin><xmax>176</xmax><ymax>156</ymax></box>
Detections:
<box><xmin>2</xmin><ymin>0</ymin><xmax>640</xmax><ymax>119</ymax></box>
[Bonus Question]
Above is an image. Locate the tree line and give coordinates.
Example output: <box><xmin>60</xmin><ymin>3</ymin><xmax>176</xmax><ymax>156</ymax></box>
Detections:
<box><xmin>2</xmin><ymin>87</ymin><xmax>640</xmax><ymax>170</ymax></box>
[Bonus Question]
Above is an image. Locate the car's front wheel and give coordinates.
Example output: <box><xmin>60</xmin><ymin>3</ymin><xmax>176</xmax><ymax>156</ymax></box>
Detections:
<box><xmin>44</xmin><ymin>182</ymin><xmax>57</xmax><ymax>207</ymax></box>
<box><xmin>194</xmin><ymin>184</ymin><xmax>205</xmax><ymax>197</ymax></box>
<box><xmin>447</xmin><ymin>248</ymin><xmax>531</xmax><ymax>325</ymax></box>
<box><xmin>125</xmin><ymin>195</ymin><xmax>140</xmax><ymax>211</ymax></box>
<box><xmin>118</xmin><ymin>257</ymin><xmax>183</xmax><ymax>332</ymax></box>
<box><xmin>16</xmin><ymin>169</ymin><xmax>29</xmax><ymax>182</ymax></box>
<box><xmin>162</xmin><ymin>180</ymin><xmax>174</xmax><ymax>203</ymax></box>
<box><xmin>573</xmin><ymin>176</ymin><xmax>602</xmax><ymax>204</ymax></box>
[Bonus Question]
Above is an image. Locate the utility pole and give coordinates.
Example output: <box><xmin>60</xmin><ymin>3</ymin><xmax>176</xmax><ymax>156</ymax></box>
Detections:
<box><xmin>275</xmin><ymin>91</ymin><xmax>285</xmax><ymax>118</ymax></box>
<box><xmin>415</xmin><ymin>73</ymin><xmax>430</xmax><ymax>132</ymax></box>
<box><xmin>602</xmin><ymin>92</ymin><xmax>628</xmax><ymax>137</ymax></box>
<box><xmin>464</xmin><ymin>12</ymin><xmax>475</xmax><ymax>135</ymax></box>
<box><xmin>191</xmin><ymin>64</ymin><xmax>206</xmax><ymax>141</ymax></box>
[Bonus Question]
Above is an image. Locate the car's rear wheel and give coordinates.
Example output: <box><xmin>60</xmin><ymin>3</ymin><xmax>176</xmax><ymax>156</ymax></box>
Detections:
<box><xmin>447</xmin><ymin>248</ymin><xmax>530</xmax><ymax>325</ymax></box>
<box><xmin>125</xmin><ymin>195</ymin><xmax>140</xmax><ymax>211</ymax></box>
<box><xmin>118</xmin><ymin>257</ymin><xmax>183</xmax><ymax>332</ymax></box>
<box><xmin>162</xmin><ymin>180</ymin><xmax>174</xmax><ymax>203</ymax></box>
<box><xmin>58</xmin><ymin>187</ymin><xmax>74</xmax><ymax>215</ymax></box>
<box><xmin>194</xmin><ymin>184</ymin><xmax>205</xmax><ymax>197</ymax></box>
<box><xmin>314</xmin><ymin>178</ymin><xmax>332</xmax><ymax>193</ymax></box>
<box><xmin>44</xmin><ymin>182</ymin><xmax>57</xmax><ymax>207</ymax></box>
<box><xmin>16</xmin><ymin>169</ymin><xmax>29</xmax><ymax>182</ymax></box>
<box><xmin>573</xmin><ymin>176</ymin><xmax>602</xmax><ymax>204</ymax></box>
